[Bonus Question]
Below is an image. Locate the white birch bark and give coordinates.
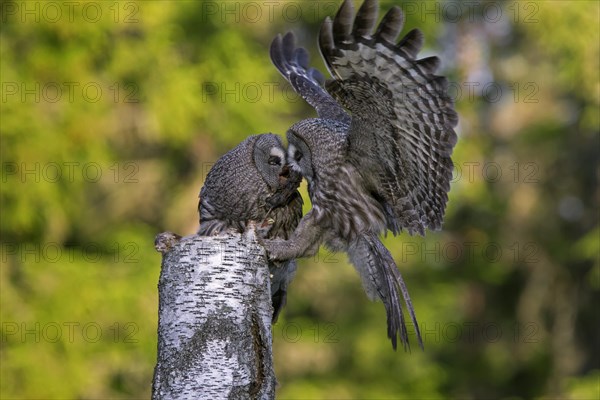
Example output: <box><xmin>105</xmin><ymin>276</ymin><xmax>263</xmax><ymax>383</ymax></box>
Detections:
<box><xmin>152</xmin><ymin>230</ymin><xmax>276</xmax><ymax>400</ymax></box>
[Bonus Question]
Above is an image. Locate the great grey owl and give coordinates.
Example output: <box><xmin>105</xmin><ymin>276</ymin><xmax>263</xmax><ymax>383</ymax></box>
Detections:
<box><xmin>261</xmin><ymin>0</ymin><xmax>458</xmax><ymax>350</ymax></box>
<box><xmin>198</xmin><ymin>133</ymin><xmax>303</xmax><ymax>322</ymax></box>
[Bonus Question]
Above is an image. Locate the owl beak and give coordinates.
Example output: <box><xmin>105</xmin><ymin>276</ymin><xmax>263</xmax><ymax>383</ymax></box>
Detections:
<box><xmin>282</xmin><ymin>165</ymin><xmax>302</xmax><ymax>187</ymax></box>
<box><xmin>288</xmin><ymin>162</ymin><xmax>302</xmax><ymax>173</ymax></box>
<box><xmin>265</xmin><ymin>164</ymin><xmax>302</xmax><ymax>209</ymax></box>
<box><xmin>280</xmin><ymin>164</ymin><xmax>290</xmax><ymax>178</ymax></box>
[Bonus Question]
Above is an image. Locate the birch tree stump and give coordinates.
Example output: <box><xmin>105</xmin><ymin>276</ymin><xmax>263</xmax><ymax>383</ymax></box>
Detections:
<box><xmin>152</xmin><ymin>230</ymin><xmax>276</xmax><ymax>400</ymax></box>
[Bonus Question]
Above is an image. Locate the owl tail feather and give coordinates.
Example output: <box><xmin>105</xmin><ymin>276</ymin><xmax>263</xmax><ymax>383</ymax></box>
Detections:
<box><xmin>349</xmin><ymin>235</ymin><xmax>424</xmax><ymax>351</ymax></box>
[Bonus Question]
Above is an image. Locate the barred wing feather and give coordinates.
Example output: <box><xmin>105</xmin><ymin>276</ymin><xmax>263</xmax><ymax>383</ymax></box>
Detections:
<box><xmin>320</xmin><ymin>0</ymin><xmax>458</xmax><ymax>235</ymax></box>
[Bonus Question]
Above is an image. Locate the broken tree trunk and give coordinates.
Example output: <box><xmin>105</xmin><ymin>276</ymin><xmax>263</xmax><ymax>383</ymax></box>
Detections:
<box><xmin>152</xmin><ymin>231</ymin><xmax>276</xmax><ymax>400</ymax></box>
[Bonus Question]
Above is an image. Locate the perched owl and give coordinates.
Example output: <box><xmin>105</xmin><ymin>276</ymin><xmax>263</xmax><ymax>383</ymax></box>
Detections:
<box><xmin>198</xmin><ymin>133</ymin><xmax>303</xmax><ymax>322</ymax></box>
<box><xmin>262</xmin><ymin>0</ymin><xmax>458</xmax><ymax>350</ymax></box>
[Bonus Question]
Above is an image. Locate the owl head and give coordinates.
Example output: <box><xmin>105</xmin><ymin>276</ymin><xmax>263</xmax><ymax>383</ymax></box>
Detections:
<box><xmin>286</xmin><ymin>118</ymin><xmax>347</xmax><ymax>183</ymax></box>
<box><xmin>251</xmin><ymin>133</ymin><xmax>288</xmax><ymax>191</ymax></box>
<box><xmin>199</xmin><ymin>133</ymin><xmax>298</xmax><ymax>227</ymax></box>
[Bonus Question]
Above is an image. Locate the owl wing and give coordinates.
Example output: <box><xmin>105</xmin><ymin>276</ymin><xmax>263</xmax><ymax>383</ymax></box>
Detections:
<box><xmin>270</xmin><ymin>32</ymin><xmax>350</xmax><ymax>124</ymax></box>
<box><xmin>320</xmin><ymin>0</ymin><xmax>458</xmax><ymax>235</ymax></box>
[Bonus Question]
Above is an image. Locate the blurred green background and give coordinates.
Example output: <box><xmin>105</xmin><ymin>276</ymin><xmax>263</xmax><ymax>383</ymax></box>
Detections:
<box><xmin>1</xmin><ymin>0</ymin><xmax>598</xmax><ymax>398</ymax></box>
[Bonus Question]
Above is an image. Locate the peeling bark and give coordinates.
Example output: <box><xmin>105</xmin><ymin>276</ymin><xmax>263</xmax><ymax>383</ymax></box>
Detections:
<box><xmin>152</xmin><ymin>231</ymin><xmax>276</xmax><ymax>400</ymax></box>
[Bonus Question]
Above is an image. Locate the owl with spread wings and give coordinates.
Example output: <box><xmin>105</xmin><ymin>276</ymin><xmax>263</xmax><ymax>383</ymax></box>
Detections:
<box><xmin>261</xmin><ymin>0</ymin><xmax>458</xmax><ymax>350</ymax></box>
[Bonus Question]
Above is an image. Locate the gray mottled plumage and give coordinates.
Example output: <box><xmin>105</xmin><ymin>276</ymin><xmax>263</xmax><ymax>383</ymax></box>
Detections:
<box><xmin>198</xmin><ymin>133</ymin><xmax>303</xmax><ymax>322</ymax></box>
<box><xmin>263</xmin><ymin>0</ymin><xmax>458</xmax><ymax>350</ymax></box>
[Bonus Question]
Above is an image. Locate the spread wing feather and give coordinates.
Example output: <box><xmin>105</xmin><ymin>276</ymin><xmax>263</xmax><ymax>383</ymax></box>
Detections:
<box><xmin>270</xmin><ymin>0</ymin><xmax>457</xmax><ymax>235</ymax></box>
<box><xmin>319</xmin><ymin>0</ymin><xmax>458</xmax><ymax>234</ymax></box>
<box><xmin>270</xmin><ymin>33</ymin><xmax>350</xmax><ymax>124</ymax></box>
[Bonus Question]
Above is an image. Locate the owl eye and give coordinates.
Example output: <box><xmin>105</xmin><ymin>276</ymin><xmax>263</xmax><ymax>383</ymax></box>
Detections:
<box><xmin>294</xmin><ymin>150</ymin><xmax>303</xmax><ymax>161</ymax></box>
<box><xmin>268</xmin><ymin>156</ymin><xmax>281</xmax><ymax>166</ymax></box>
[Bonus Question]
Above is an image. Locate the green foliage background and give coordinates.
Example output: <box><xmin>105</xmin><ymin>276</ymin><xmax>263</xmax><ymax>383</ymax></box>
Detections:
<box><xmin>1</xmin><ymin>1</ymin><xmax>598</xmax><ymax>398</ymax></box>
